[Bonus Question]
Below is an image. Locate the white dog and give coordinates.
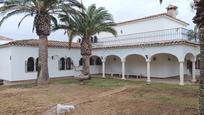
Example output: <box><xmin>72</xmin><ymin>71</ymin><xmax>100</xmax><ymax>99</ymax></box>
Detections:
<box><xmin>56</xmin><ymin>104</ymin><xmax>75</xmax><ymax>115</ymax></box>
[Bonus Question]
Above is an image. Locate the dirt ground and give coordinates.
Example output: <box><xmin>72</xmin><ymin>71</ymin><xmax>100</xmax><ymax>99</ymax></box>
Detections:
<box><xmin>71</xmin><ymin>87</ymin><xmax>198</xmax><ymax>115</ymax></box>
<box><xmin>0</xmin><ymin>78</ymin><xmax>199</xmax><ymax>115</ymax></box>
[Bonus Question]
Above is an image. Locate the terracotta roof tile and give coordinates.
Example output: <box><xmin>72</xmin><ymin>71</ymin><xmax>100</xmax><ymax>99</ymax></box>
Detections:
<box><xmin>0</xmin><ymin>39</ymin><xmax>198</xmax><ymax>49</ymax></box>
<box><xmin>0</xmin><ymin>35</ymin><xmax>13</xmax><ymax>41</ymax></box>
<box><xmin>1</xmin><ymin>39</ymin><xmax>80</xmax><ymax>48</ymax></box>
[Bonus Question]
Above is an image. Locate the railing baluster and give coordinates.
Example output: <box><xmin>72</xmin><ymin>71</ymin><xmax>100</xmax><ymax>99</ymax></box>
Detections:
<box><xmin>92</xmin><ymin>28</ymin><xmax>192</xmax><ymax>47</ymax></box>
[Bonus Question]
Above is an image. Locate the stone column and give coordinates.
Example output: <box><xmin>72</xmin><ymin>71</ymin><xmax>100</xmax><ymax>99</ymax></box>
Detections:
<box><xmin>192</xmin><ymin>60</ymin><xmax>196</xmax><ymax>82</ymax></box>
<box><xmin>122</xmin><ymin>58</ymin><xmax>126</xmax><ymax>80</ymax></box>
<box><xmin>179</xmin><ymin>61</ymin><xmax>184</xmax><ymax>85</ymax></box>
<box><xmin>146</xmin><ymin>60</ymin><xmax>151</xmax><ymax>83</ymax></box>
<box><xmin>102</xmin><ymin>58</ymin><xmax>106</xmax><ymax>78</ymax></box>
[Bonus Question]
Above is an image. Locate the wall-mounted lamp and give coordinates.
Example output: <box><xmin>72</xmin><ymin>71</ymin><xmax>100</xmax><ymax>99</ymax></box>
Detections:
<box><xmin>113</xmin><ymin>58</ymin><xmax>116</xmax><ymax>61</ymax></box>
<box><xmin>51</xmin><ymin>56</ymin><xmax>54</xmax><ymax>60</ymax></box>
<box><xmin>51</xmin><ymin>55</ymin><xmax>59</xmax><ymax>60</ymax></box>
<box><xmin>153</xmin><ymin>57</ymin><xmax>156</xmax><ymax>61</ymax></box>
<box><xmin>168</xmin><ymin>58</ymin><xmax>171</xmax><ymax>61</ymax></box>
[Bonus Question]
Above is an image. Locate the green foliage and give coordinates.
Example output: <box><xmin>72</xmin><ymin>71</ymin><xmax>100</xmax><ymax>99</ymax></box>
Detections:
<box><xmin>186</xmin><ymin>26</ymin><xmax>199</xmax><ymax>42</ymax></box>
<box><xmin>193</xmin><ymin>0</ymin><xmax>204</xmax><ymax>28</ymax></box>
<box><xmin>55</xmin><ymin>4</ymin><xmax>117</xmax><ymax>48</ymax></box>
<box><xmin>0</xmin><ymin>0</ymin><xmax>82</xmax><ymax>31</ymax></box>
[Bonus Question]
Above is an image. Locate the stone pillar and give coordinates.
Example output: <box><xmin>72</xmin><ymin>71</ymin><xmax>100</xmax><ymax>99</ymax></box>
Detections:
<box><xmin>146</xmin><ymin>60</ymin><xmax>151</xmax><ymax>83</ymax></box>
<box><xmin>122</xmin><ymin>58</ymin><xmax>126</xmax><ymax>80</ymax></box>
<box><xmin>179</xmin><ymin>61</ymin><xmax>184</xmax><ymax>85</ymax></box>
<box><xmin>192</xmin><ymin>60</ymin><xmax>196</xmax><ymax>82</ymax></box>
<box><xmin>102</xmin><ymin>58</ymin><xmax>106</xmax><ymax>78</ymax></box>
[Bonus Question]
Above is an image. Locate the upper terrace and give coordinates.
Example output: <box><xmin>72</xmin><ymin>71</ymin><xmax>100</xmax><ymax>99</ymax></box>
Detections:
<box><xmin>93</xmin><ymin>28</ymin><xmax>197</xmax><ymax>48</ymax></box>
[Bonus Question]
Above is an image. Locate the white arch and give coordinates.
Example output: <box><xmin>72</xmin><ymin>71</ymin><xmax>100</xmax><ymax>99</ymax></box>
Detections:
<box><xmin>185</xmin><ymin>52</ymin><xmax>195</xmax><ymax>61</ymax></box>
<box><xmin>150</xmin><ymin>53</ymin><xmax>179</xmax><ymax>62</ymax></box>
<box><xmin>104</xmin><ymin>55</ymin><xmax>122</xmax><ymax>61</ymax></box>
<box><xmin>125</xmin><ymin>54</ymin><xmax>146</xmax><ymax>61</ymax></box>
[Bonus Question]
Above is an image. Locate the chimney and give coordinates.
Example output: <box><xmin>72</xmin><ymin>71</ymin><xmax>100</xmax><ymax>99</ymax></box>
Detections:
<box><xmin>166</xmin><ymin>5</ymin><xmax>178</xmax><ymax>18</ymax></box>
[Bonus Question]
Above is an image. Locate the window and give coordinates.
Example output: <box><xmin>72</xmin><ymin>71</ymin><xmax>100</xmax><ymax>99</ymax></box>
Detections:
<box><xmin>90</xmin><ymin>57</ymin><xmax>94</xmax><ymax>65</ymax></box>
<box><xmin>94</xmin><ymin>36</ymin><xmax>98</xmax><ymax>43</ymax></box>
<box><xmin>96</xmin><ymin>58</ymin><xmax>102</xmax><ymax>65</ymax></box>
<box><xmin>27</xmin><ymin>57</ymin><xmax>35</xmax><ymax>72</ymax></box>
<box><xmin>78</xmin><ymin>38</ymin><xmax>81</xmax><ymax>43</ymax></box>
<box><xmin>196</xmin><ymin>59</ymin><xmax>200</xmax><ymax>69</ymax></box>
<box><xmin>59</xmin><ymin>58</ymin><xmax>65</xmax><ymax>70</ymax></box>
<box><xmin>91</xmin><ymin>37</ymin><xmax>94</xmax><ymax>43</ymax></box>
<box><xmin>66</xmin><ymin>58</ymin><xmax>73</xmax><ymax>70</ymax></box>
<box><xmin>36</xmin><ymin>58</ymin><xmax>39</xmax><ymax>71</ymax></box>
<box><xmin>79</xmin><ymin>58</ymin><xmax>83</xmax><ymax>66</ymax></box>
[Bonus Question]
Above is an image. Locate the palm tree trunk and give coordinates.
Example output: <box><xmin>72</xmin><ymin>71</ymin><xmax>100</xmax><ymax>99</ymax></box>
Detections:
<box><xmin>80</xmin><ymin>38</ymin><xmax>92</xmax><ymax>78</ymax></box>
<box><xmin>37</xmin><ymin>35</ymin><xmax>49</xmax><ymax>85</ymax></box>
<box><xmin>199</xmin><ymin>29</ymin><xmax>204</xmax><ymax>115</ymax></box>
<box><xmin>82</xmin><ymin>55</ymin><xmax>90</xmax><ymax>76</ymax></box>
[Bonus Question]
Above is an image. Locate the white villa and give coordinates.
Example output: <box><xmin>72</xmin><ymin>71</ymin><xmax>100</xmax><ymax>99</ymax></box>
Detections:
<box><xmin>0</xmin><ymin>5</ymin><xmax>200</xmax><ymax>85</ymax></box>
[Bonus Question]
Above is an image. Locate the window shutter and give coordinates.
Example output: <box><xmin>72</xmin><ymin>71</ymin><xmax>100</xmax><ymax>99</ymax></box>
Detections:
<box><xmin>58</xmin><ymin>60</ymin><xmax>60</xmax><ymax>70</ymax></box>
<box><xmin>25</xmin><ymin>60</ymin><xmax>27</xmax><ymax>72</ymax></box>
<box><xmin>71</xmin><ymin>60</ymin><xmax>74</xmax><ymax>69</ymax></box>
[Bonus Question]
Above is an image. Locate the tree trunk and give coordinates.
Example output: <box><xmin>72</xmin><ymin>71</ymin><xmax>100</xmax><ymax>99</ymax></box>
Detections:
<box><xmin>80</xmin><ymin>38</ymin><xmax>92</xmax><ymax>78</ymax></box>
<box><xmin>35</xmin><ymin>14</ymin><xmax>51</xmax><ymax>85</ymax></box>
<box><xmin>199</xmin><ymin>29</ymin><xmax>204</xmax><ymax>115</ymax></box>
<box><xmin>82</xmin><ymin>55</ymin><xmax>90</xmax><ymax>76</ymax></box>
<box><xmin>37</xmin><ymin>36</ymin><xmax>49</xmax><ymax>85</ymax></box>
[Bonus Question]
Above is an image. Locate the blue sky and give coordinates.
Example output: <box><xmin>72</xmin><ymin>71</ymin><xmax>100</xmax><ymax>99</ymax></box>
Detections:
<box><xmin>0</xmin><ymin>0</ymin><xmax>195</xmax><ymax>41</ymax></box>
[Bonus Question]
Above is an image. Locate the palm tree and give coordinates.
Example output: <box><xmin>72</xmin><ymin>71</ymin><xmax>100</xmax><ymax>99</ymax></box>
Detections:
<box><xmin>193</xmin><ymin>1</ymin><xmax>204</xmax><ymax>114</ymax></box>
<box><xmin>0</xmin><ymin>0</ymin><xmax>82</xmax><ymax>85</ymax></box>
<box><xmin>55</xmin><ymin>4</ymin><xmax>117</xmax><ymax>79</ymax></box>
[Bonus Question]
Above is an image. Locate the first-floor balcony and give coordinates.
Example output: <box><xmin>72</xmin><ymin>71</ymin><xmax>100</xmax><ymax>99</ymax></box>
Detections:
<box><xmin>93</xmin><ymin>28</ymin><xmax>197</xmax><ymax>48</ymax></box>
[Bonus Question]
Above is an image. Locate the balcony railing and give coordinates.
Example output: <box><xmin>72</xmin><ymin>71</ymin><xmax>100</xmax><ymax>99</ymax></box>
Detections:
<box><xmin>93</xmin><ymin>28</ymin><xmax>194</xmax><ymax>47</ymax></box>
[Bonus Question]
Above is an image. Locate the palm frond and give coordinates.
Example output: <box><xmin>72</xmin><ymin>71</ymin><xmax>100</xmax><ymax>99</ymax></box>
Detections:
<box><xmin>18</xmin><ymin>13</ymin><xmax>32</xmax><ymax>28</ymax></box>
<box><xmin>56</xmin><ymin>3</ymin><xmax>117</xmax><ymax>43</ymax></box>
<box><xmin>0</xmin><ymin>9</ymin><xmax>32</xmax><ymax>26</ymax></box>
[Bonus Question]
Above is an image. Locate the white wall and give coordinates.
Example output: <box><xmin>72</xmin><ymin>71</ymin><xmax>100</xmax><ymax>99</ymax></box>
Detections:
<box><xmin>10</xmin><ymin>46</ymin><xmax>81</xmax><ymax>81</ymax></box>
<box><xmin>11</xmin><ymin>46</ymin><xmax>38</xmax><ymax>81</ymax></box>
<box><xmin>0</xmin><ymin>40</ymin><xmax>198</xmax><ymax>81</ymax></box>
<box><xmin>97</xmin><ymin>16</ymin><xmax>187</xmax><ymax>40</ymax></box>
<box><xmin>105</xmin><ymin>56</ymin><xmax>122</xmax><ymax>75</ymax></box>
<box><xmin>150</xmin><ymin>54</ymin><xmax>179</xmax><ymax>77</ymax></box>
<box><xmin>0</xmin><ymin>47</ymin><xmax>11</xmax><ymax>80</ymax></box>
<box><xmin>126</xmin><ymin>55</ymin><xmax>146</xmax><ymax>76</ymax></box>
<box><xmin>93</xmin><ymin>44</ymin><xmax>199</xmax><ymax>78</ymax></box>
<box><xmin>90</xmin><ymin>66</ymin><xmax>102</xmax><ymax>74</ymax></box>
<box><xmin>105</xmin><ymin>54</ymin><xmax>180</xmax><ymax>78</ymax></box>
<box><xmin>48</xmin><ymin>48</ymin><xmax>81</xmax><ymax>78</ymax></box>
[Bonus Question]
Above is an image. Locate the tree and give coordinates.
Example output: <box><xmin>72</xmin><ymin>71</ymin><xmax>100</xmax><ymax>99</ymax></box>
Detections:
<box><xmin>55</xmin><ymin>4</ymin><xmax>117</xmax><ymax>79</ymax></box>
<box><xmin>0</xmin><ymin>0</ymin><xmax>82</xmax><ymax>85</ymax></box>
<box><xmin>193</xmin><ymin>0</ymin><xmax>204</xmax><ymax>114</ymax></box>
<box><xmin>188</xmin><ymin>26</ymin><xmax>200</xmax><ymax>42</ymax></box>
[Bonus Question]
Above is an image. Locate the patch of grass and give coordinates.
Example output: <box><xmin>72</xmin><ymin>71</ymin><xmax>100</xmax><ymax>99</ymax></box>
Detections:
<box><xmin>9</xmin><ymin>83</ymin><xmax>36</xmax><ymax>89</ymax></box>
<box><xmin>132</xmin><ymin>83</ymin><xmax>198</xmax><ymax>108</ymax></box>
<box><xmin>85</xmin><ymin>78</ymin><xmax>143</xmax><ymax>89</ymax></box>
<box><xmin>144</xmin><ymin>83</ymin><xmax>199</xmax><ymax>92</ymax></box>
<box><xmin>50</xmin><ymin>78</ymin><xmax>78</xmax><ymax>85</ymax></box>
<box><xmin>51</xmin><ymin>77</ymin><xmax>144</xmax><ymax>89</ymax></box>
<box><xmin>156</xmin><ymin>94</ymin><xmax>197</xmax><ymax>107</ymax></box>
